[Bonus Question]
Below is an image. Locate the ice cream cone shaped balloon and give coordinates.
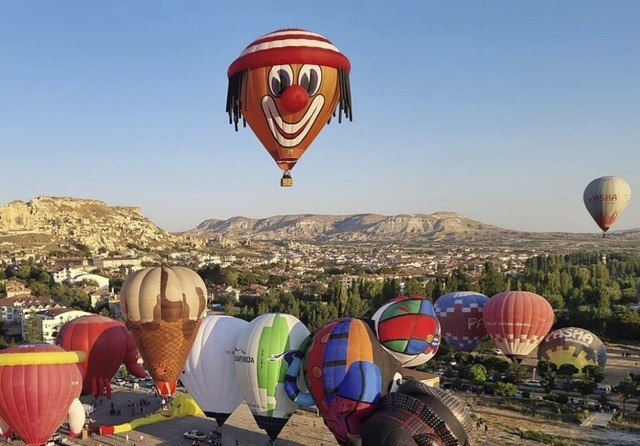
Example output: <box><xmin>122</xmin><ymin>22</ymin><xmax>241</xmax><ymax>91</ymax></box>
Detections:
<box><xmin>227</xmin><ymin>28</ymin><xmax>353</xmax><ymax>186</ymax></box>
<box><xmin>120</xmin><ymin>266</ymin><xmax>207</xmax><ymax>396</ymax></box>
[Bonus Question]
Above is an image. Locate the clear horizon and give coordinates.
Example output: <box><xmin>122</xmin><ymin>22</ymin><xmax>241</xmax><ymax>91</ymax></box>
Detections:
<box><xmin>1</xmin><ymin>2</ymin><xmax>638</xmax><ymax>233</ymax></box>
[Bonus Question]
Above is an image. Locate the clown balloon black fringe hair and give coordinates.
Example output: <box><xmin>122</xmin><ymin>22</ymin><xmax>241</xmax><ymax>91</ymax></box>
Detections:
<box><xmin>226</xmin><ymin>68</ymin><xmax>353</xmax><ymax>131</ymax></box>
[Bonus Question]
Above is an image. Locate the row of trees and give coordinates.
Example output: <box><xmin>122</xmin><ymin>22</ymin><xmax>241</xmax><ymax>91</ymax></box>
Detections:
<box><xmin>202</xmin><ymin>251</ymin><xmax>640</xmax><ymax>340</ymax></box>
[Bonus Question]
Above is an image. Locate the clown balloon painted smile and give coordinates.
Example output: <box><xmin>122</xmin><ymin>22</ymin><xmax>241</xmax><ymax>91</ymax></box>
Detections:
<box><xmin>227</xmin><ymin>29</ymin><xmax>353</xmax><ymax>186</ymax></box>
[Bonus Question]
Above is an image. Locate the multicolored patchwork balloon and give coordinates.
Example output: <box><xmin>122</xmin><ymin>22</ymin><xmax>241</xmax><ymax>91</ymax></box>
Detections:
<box><xmin>434</xmin><ymin>291</ymin><xmax>488</xmax><ymax>352</ymax></box>
<box><xmin>303</xmin><ymin>317</ymin><xmax>402</xmax><ymax>445</ymax></box>
<box><xmin>372</xmin><ymin>296</ymin><xmax>441</xmax><ymax>367</ymax></box>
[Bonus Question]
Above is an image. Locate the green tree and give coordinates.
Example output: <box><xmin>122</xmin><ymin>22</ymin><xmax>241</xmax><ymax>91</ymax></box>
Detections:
<box><xmin>537</xmin><ymin>360</ymin><xmax>558</xmax><ymax>393</ymax></box>
<box><xmin>614</xmin><ymin>374</ymin><xmax>640</xmax><ymax>411</ymax></box>
<box><xmin>403</xmin><ymin>277</ymin><xmax>425</xmax><ymax>296</ymax></box>
<box><xmin>478</xmin><ymin>262</ymin><xmax>505</xmax><ymax>297</ymax></box>
<box><xmin>24</xmin><ymin>310</ymin><xmax>43</xmax><ymax>343</ymax></box>
<box><xmin>557</xmin><ymin>364</ymin><xmax>579</xmax><ymax>380</ymax></box>
<box><xmin>467</xmin><ymin>364</ymin><xmax>488</xmax><ymax>389</ymax></box>
<box><xmin>494</xmin><ymin>382</ymin><xmax>518</xmax><ymax>397</ymax></box>
<box><xmin>582</xmin><ymin>365</ymin><xmax>605</xmax><ymax>384</ymax></box>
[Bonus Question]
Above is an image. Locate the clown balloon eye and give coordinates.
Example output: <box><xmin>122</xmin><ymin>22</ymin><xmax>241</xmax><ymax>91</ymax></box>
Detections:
<box><xmin>268</xmin><ymin>65</ymin><xmax>293</xmax><ymax>97</ymax></box>
<box><xmin>298</xmin><ymin>65</ymin><xmax>322</xmax><ymax>96</ymax></box>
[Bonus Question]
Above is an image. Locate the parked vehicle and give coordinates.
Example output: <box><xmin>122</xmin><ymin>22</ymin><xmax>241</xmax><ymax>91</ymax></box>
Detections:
<box><xmin>523</xmin><ymin>379</ymin><xmax>542</xmax><ymax>387</ymax></box>
<box><xmin>183</xmin><ymin>430</ymin><xmax>208</xmax><ymax>441</ymax></box>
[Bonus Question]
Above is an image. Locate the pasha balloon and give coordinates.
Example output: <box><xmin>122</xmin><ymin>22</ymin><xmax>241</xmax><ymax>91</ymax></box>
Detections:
<box><xmin>120</xmin><ymin>266</ymin><xmax>207</xmax><ymax>396</ymax></box>
<box><xmin>372</xmin><ymin>296</ymin><xmax>441</xmax><ymax>367</ymax></box>
<box><xmin>483</xmin><ymin>291</ymin><xmax>554</xmax><ymax>361</ymax></box>
<box><xmin>583</xmin><ymin>176</ymin><xmax>631</xmax><ymax>235</ymax></box>
<box><xmin>234</xmin><ymin>313</ymin><xmax>310</xmax><ymax>443</ymax></box>
<box><xmin>347</xmin><ymin>380</ymin><xmax>474</xmax><ymax>446</ymax></box>
<box><xmin>182</xmin><ymin>315</ymin><xmax>249</xmax><ymax>428</ymax></box>
<box><xmin>303</xmin><ymin>317</ymin><xmax>402</xmax><ymax>445</ymax></box>
<box><xmin>227</xmin><ymin>28</ymin><xmax>353</xmax><ymax>187</ymax></box>
<box><xmin>434</xmin><ymin>291</ymin><xmax>489</xmax><ymax>352</ymax></box>
<box><xmin>537</xmin><ymin>327</ymin><xmax>607</xmax><ymax>372</ymax></box>
<box><xmin>0</xmin><ymin>344</ymin><xmax>85</xmax><ymax>445</ymax></box>
<box><xmin>56</xmin><ymin>315</ymin><xmax>147</xmax><ymax>398</ymax></box>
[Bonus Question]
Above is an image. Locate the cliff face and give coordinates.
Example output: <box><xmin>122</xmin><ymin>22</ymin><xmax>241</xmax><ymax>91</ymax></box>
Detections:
<box><xmin>186</xmin><ymin>212</ymin><xmax>513</xmax><ymax>242</ymax></box>
<box><xmin>0</xmin><ymin>196</ymin><xmax>198</xmax><ymax>253</ymax></box>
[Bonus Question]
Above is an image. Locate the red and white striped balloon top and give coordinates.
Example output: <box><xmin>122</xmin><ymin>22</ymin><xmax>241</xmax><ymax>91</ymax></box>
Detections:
<box><xmin>228</xmin><ymin>28</ymin><xmax>351</xmax><ymax>77</ymax></box>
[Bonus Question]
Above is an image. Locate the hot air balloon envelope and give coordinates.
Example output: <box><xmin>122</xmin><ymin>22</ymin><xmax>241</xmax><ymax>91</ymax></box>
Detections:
<box><xmin>227</xmin><ymin>28</ymin><xmax>353</xmax><ymax>186</ymax></box>
<box><xmin>434</xmin><ymin>291</ymin><xmax>489</xmax><ymax>352</ymax></box>
<box><xmin>303</xmin><ymin>317</ymin><xmax>402</xmax><ymax>445</ymax></box>
<box><xmin>120</xmin><ymin>266</ymin><xmax>207</xmax><ymax>395</ymax></box>
<box><xmin>0</xmin><ymin>344</ymin><xmax>84</xmax><ymax>446</ymax></box>
<box><xmin>56</xmin><ymin>315</ymin><xmax>146</xmax><ymax>398</ymax></box>
<box><xmin>372</xmin><ymin>296</ymin><xmax>441</xmax><ymax>367</ymax></box>
<box><xmin>234</xmin><ymin>313</ymin><xmax>310</xmax><ymax>442</ymax></box>
<box><xmin>182</xmin><ymin>315</ymin><xmax>249</xmax><ymax>427</ymax></box>
<box><xmin>537</xmin><ymin>327</ymin><xmax>607</xmax><ymax>372</ymax></box>
<box><xmin>483</xmin><ymin>291</ymin><xmax>554</xmax><ymax>361</ymax></box>
<box><xmin>583</xmin><ymin>176</ymin><xmax>631</xmax><ymax>233</ymax></box>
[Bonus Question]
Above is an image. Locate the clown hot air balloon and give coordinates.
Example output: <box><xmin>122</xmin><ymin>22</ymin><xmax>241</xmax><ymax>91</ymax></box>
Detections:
<box><xmin>583</xmin><ymin>176</ymin><xmax>631</xmax><ymax>235</ymax></box>
<box><xmin>227</xmin><ymin>28</ymin><xmax>353</xmax><ymax>187</ymax></box>
<box><xmin>0</xmin><ymin>344</ymin><xmax>86</xmax><ymax>446</ymax></box>
<box><xmin>56</xmin><ymin>315</ymin><xmax>147</xmax><ymax>398</ymax></box>
<box><xmin>537</xmin><ymin>327</ymin><xmax>607</xmax><ymax>372</ymax></box>
<box><xmin>234</xmin><ymin>313</ymin><xmax>310</xmax><ymax>443</ymax></box>
<box><xmin>434</xmin><ymin>291</ymin><xmax>489</xmax><ymax>352</ymax></box>
<box><xmin>182</xmin><ymin>315</ymin><xmax>249</xmax><ymax>428</ymax></box>
<box><xmin>120</xmin><ymin>266</ymin><xmax>207</xmax><ymax>396</ymax></box>
<box><xmin>371</xmin><ymin>296</ymin><xmax>441</xmax><ymax>367</ymax></box>
<box><xmin>302</xmin><ymin>317</ymin><xmax>402</xmax><ymax>446</ymax></box>
<box><xmin>483</xmin><ymin>291</ymin><xmax>554</xmax><ymax>361</ymax></box>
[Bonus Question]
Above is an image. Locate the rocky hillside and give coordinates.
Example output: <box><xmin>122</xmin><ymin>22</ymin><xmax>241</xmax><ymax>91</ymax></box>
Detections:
<box><xmin>0</xmin><ymin>196</ymin><xmax>199</xmax><ymax>254</ymax></box>
<box><xmin>186</xmin><ymin>212</ymin><xmax>516</xmax><ymax>242</ymax></box>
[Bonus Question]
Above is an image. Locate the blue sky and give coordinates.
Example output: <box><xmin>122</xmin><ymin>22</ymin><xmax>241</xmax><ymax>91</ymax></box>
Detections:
<box><xmin>1</xmin><ymin>1</ymin><xmax>638</xmax><ymax>233</ymax></box>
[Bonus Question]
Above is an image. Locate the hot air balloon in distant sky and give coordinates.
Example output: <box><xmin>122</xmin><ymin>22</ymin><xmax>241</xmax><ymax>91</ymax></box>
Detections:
<box><xmin>371</xmin><ymin>296</ymin><xmax>441</xmax><ymax>367</ymax></box>
<box><xmin>302</xmin><ymin>317</ymin><xmax>402</xmax><ymax>446</ymax></box>
<box><xmin>234</xmin><ymin>313</ymin><xmax>310</xmax><ymax>443</ymax></box>
<box><xmin>182</xmin><ymin>315</ymin><xmax>249</xmax><ymax>428</ymax></box>
<box><xmin>537</xmin><ymin>327</ymin><xmax>607</xmax><ymax>372</ymax></box>
<box><xmin>483</xmin><ymin>291</ymin><xmax>554</xmax><ymax>362</ymax></box>
<box><xmin>347</xmin><ymin>380</ymin><xmax>474</xmax><ymax>446</ymax></box>
<box><xmin>227</xmin><ymin>28</ymin><xmax>353</xmax><ymax>187</ymax></box>
<box><xmin>583</xmin><ymin>176</ymin><xmax>631</xmax><ymax>235</ymax></box>
<box><xmin>434</xmin><ymin>291</ymin><xmax>489</xmax><ymax>352</ymax></box>
<box><xmin>56</xmin><ymin>315</ymin><xmax>147</xmax><ymax>398</ymax></box>
<box><xmin>0</xmin><ymin>344</ymin><xmax>86</xmax><ymax>446</ymax></box>
<box><xmin>120</xmin><ymin>266</ymin><xmax>207</xmax><ymax>396</ymax></box>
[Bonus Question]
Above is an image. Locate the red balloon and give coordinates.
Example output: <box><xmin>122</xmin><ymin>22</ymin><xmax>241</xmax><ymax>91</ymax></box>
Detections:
<box><xmin>56</xmin><ymin>315</ymin><xmax>147</xmax><ymax>398</ymax></box>
<box><xmin>483</xmin><ymin>291</ymin><xmax>554</xmax><ymax>361</ymax></box>
<box><xmin>0</xmin><ymin>344</ymin><xmax>83</xmax><ymax>445</ymax></box>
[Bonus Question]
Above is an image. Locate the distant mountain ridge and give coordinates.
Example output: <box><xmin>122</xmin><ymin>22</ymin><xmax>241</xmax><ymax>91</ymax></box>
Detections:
<box><xmin>0</xmin><ymin>197</ymin><xmax>636</xmax><ymax>254</ymax></box>
<box><xmin>185</xmin><ymin>212</ymin><xmax>516</xmax><ymax>242</ymax></box>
